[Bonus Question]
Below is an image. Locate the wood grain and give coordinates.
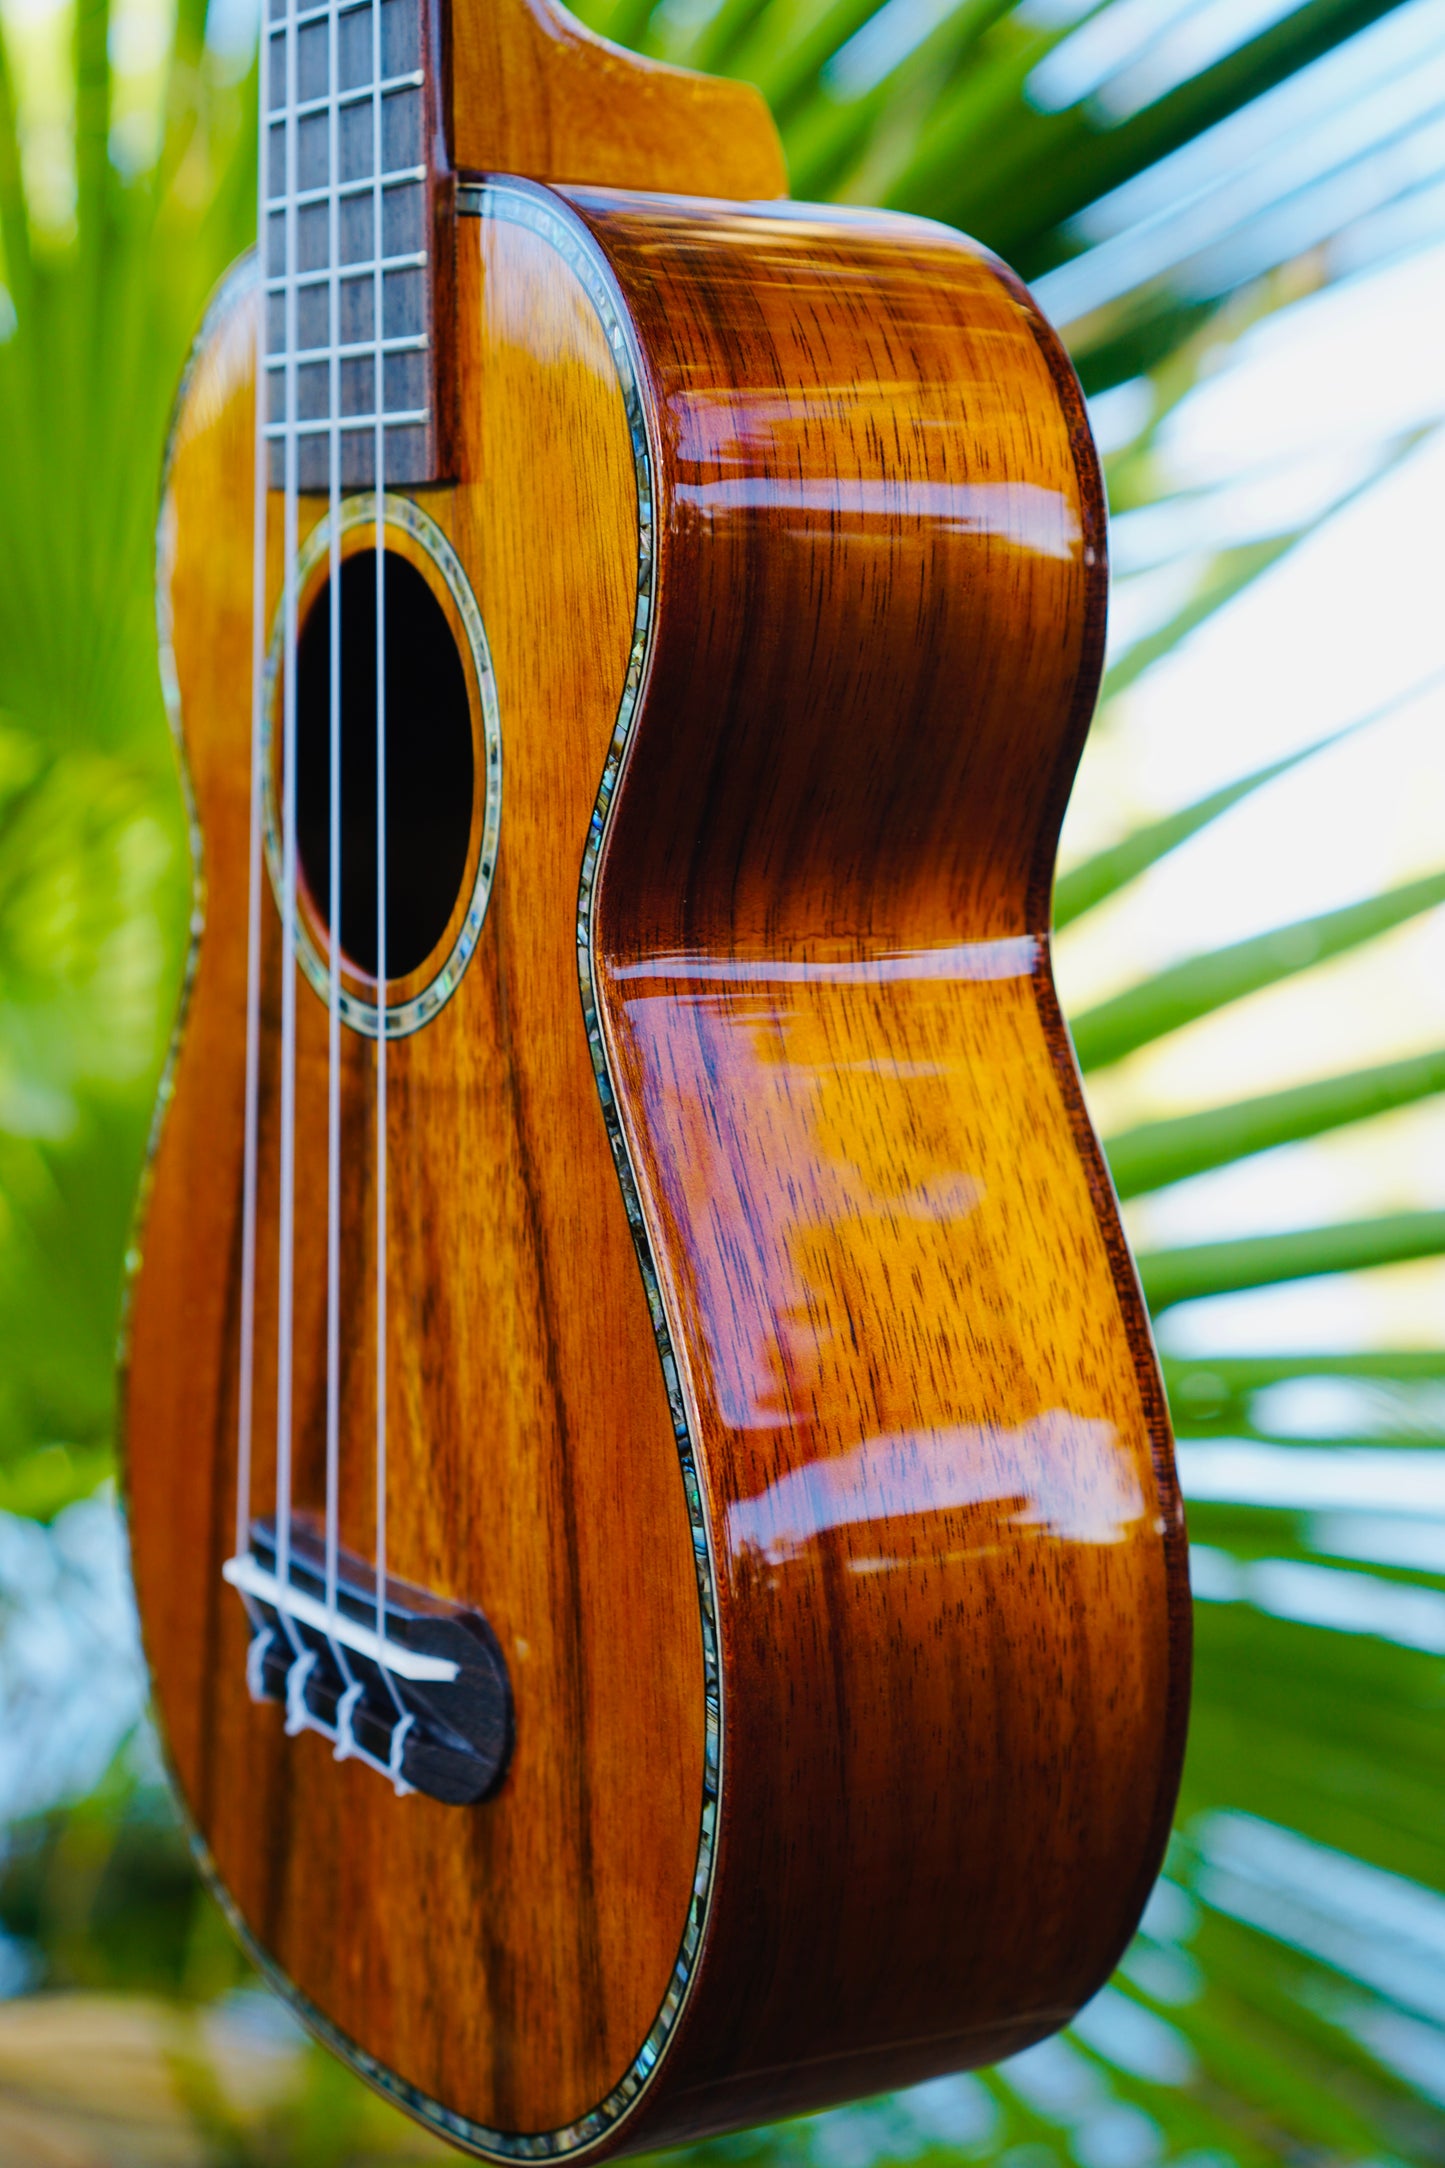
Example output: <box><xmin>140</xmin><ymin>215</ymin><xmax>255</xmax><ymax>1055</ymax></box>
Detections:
<box><xmin>570</xmin><ymin>186</ymin><xmax>1190</xmax><ymax>2141</ymax></box>
<box><xmin>129</xmin><ymin>204</ymin><xmax>707</xmax><ymax>2142</ymax></box>
<box><xmin>126</xmin><ymin>174</ymin><xmax>1188</xmax><ymax>2160</ymax></box>
<box><xmin>448</xmin><ymin>0</ymin><xmax>786</xmax><ymax>200</ymax></box>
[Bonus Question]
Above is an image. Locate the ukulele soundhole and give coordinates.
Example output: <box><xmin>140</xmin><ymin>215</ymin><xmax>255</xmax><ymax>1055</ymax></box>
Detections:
<box><xmin>225</xmin><ymin>1519</ymin><xmax>514</xmax><ymax>1806</ymax></box>
<box><xmin>294</xmin><ymin>547</ymin><xmax>474</xmax><ymax>982</ymax></box>
<box><xmin>264</xmin><ymin>496</ymin><xmax>502</xmax><ymax>1038</ymax></box>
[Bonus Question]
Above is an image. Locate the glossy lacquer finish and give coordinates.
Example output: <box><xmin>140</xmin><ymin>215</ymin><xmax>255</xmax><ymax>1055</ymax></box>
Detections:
<box><xmin>450</xmin><ymin>0</ymin><xmax>785</xmax><ymax>201</ymax></box>
<box><xmin>575</xmin><ymin>192</ymin><xmax>1190</xmax><ymax>2141</ymax></box>
<box><xmin>130</xmin><ymin>201</ymin><xmax>708</xmax><ymax>2148</ymax></box>
<box><xmin>125</xmin><ymin>153</ymin><xmax>1188</xmax><ymax>2168</ymax></box>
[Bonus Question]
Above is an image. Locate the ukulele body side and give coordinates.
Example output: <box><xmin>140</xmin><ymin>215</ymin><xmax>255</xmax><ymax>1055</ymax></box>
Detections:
<box><xmin>124</xmin><ymin>174</ymin><xmax>1189</xmax><ymax>2160</ymax></box>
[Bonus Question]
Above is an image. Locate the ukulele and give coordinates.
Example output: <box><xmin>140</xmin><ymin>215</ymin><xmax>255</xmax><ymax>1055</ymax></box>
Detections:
<box><xmin>124</xmin><ymin>0</ymin><xmax>1190</xmax><ymax>2153</ymax></box>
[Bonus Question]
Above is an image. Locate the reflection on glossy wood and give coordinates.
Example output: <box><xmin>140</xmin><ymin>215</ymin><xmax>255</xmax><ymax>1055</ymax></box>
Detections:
<box><xmin>126</xmin><ymin>161</ymin><xmax>1187</xmax><ymax>2165</ymax></box>
<box><xmin>449</xmin><ymin>0</ymin><xmax>786</xmax><ymax>200</ymax></box>
<box><xmin>578</xmin><ymin>187</ymin><xmax>1188</xmax><ymax>2141</ymax></box>
<box><xmin>129</xmin><ymin>212</ymin><xmax>707</xmax><ymax>2140</ymax></box>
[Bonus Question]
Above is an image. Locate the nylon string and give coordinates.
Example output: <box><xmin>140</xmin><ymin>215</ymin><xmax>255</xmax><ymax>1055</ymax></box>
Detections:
<box><xmin>273</xmin><ymin>0</ymin><xmax>302</xmax><ymax>1658</ymax></box>
<box><xmin>372</xmin><ymin>0</ymin><xmax>401</xmax><ymax>1718</ymax></box>
<box><xmin>323</xmin><ymin>0</ymin><xmax>358</xmax><ymax>1730</ymax></box>
<box><xmin>236</xmin><ymin>0</ymin><xmax>270</xmax><ymax>1581</ymax></box>
<box><xmin>239</xmin><ymin>0</ymin><xmax>405</xmax><ymax>1749</ymax></box>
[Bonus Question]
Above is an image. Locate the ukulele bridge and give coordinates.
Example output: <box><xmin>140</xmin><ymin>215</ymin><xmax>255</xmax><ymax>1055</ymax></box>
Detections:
<box><xmin>224</xmin><ymin>1520</ymin><xmax>513</xmax><ymax>1806</ymax></box>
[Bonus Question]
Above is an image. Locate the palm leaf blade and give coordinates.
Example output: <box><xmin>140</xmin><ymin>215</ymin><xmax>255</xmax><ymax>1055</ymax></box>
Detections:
<box><xmin>1071</xmin><ymin>872</ymin><xmax>1445</xmax><ymax>1071</ymax></box>
<box><xmin>1105</xmin><ymin>1046</ymin><xmax>1445</xmax><ymax>1197</ymax></box>
<box><xmin>1138</xmin><ymin>1209</ymin><xmax>1445</xmax><ymax>1310</ymax></box>
<box><xmin>1054</xmin><ymin>714</ymin><xmax>1374</xmax><ymax>931</ymax></box>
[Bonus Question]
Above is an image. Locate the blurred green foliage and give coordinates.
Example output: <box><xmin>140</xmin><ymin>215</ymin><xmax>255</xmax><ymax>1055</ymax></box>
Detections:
<box><xmin>0</xmin><ymin>0</ymin><xmax>251</xmax><ymax>1513</ymax></box>
<box><xmin>1</xmin><ymin>0</ymin><xmax>1443</xmax><ymax>2155</ymax></box>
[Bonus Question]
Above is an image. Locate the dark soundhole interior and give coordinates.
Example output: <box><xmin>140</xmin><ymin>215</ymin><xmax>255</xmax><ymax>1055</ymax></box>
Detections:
<box><xmin>295</xmin><ymin>549</ymin><xmax>474</xmax><ymax>983</ymax></box>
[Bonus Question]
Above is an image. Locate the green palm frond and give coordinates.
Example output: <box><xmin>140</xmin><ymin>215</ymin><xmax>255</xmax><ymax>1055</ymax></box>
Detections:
<box><xmin>1071</xmin><ymin>872</ymin><xmax>1445</xmax><ymax>1070</ymax></box>
<box><xmin>1139</xmin><ymin>1212</ymin><xmax>1445</xmax><ymax>1311</ymax></box>
<box><xmin>0</xmin><ymin>0</ymin><xmax>252</xmax><ymax>1514</ymax></box>
<box><xmin>1106</xmin><ymin>1048</ymin><xmax>1445</xmax><ymax>1196</ymax></box>
<box><xmin>1166</xmin><ymin>1349</ymin><xmax>1445</xmax><ymax>1434</ymax></box>
<box><xmin>1053</xmin><ymin>708</ymin><xmax>1380</xmax><ymax>928</ymax></box>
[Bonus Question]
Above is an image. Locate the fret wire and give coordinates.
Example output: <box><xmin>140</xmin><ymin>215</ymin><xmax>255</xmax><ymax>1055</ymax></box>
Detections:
<box><xmin>265</xmin><ymin>333</ymin><xmax>428</xmax><ymax>369</ymax></box>
<box><xmin>265</xmin><ymin>250</ymin><xmax>427</xmax><ymax>292</ymax></box>
<box><xmin>265</xmin><ymin>408</ymin><xmax>430</xmax><ymax>436</ymax></box>
<box><xmin>267</xmin><ymin>0</ymin><xmax>376</xmax><ymax>32</ymax></box>
<box><xmin>270</xmin><ymin>68</ymin><xmax>422</xmax><ymax>122</ymax></box>
<box><xmin>265</xmin><ymin>165</ymin><xmax>425</xmax><ymax>213</ymax></box>
<box><xmin>261</xmin><ymin>0</ymin><xmax>434</xmax><ymax>484</ymax></box>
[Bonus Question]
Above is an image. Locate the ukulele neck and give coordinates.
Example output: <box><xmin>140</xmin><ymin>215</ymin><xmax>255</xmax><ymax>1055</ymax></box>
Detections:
<box><xmin>263</xmin><ymin>0</ymin><xmax>451</xmax><ymax>491</ymax></box>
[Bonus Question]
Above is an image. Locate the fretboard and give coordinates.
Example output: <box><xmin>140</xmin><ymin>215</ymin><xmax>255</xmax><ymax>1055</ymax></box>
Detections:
<box><xmin>264</xmin><ymin>0</ymin><xmax>447</xmax><ymax>490</ymax></box>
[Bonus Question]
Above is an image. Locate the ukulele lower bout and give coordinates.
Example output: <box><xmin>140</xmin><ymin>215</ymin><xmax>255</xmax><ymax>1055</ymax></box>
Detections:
<box><xmin>127</xmin><ymin>169</ymin><xmax>1188</xmax><ymax>2161</ymax></box>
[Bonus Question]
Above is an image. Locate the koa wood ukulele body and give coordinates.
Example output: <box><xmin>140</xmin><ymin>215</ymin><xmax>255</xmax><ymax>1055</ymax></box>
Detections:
<box><xmin>124</xmin><ymin>0</ymin><xmax>1191</xmax><ymax>2153</ymax></box>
